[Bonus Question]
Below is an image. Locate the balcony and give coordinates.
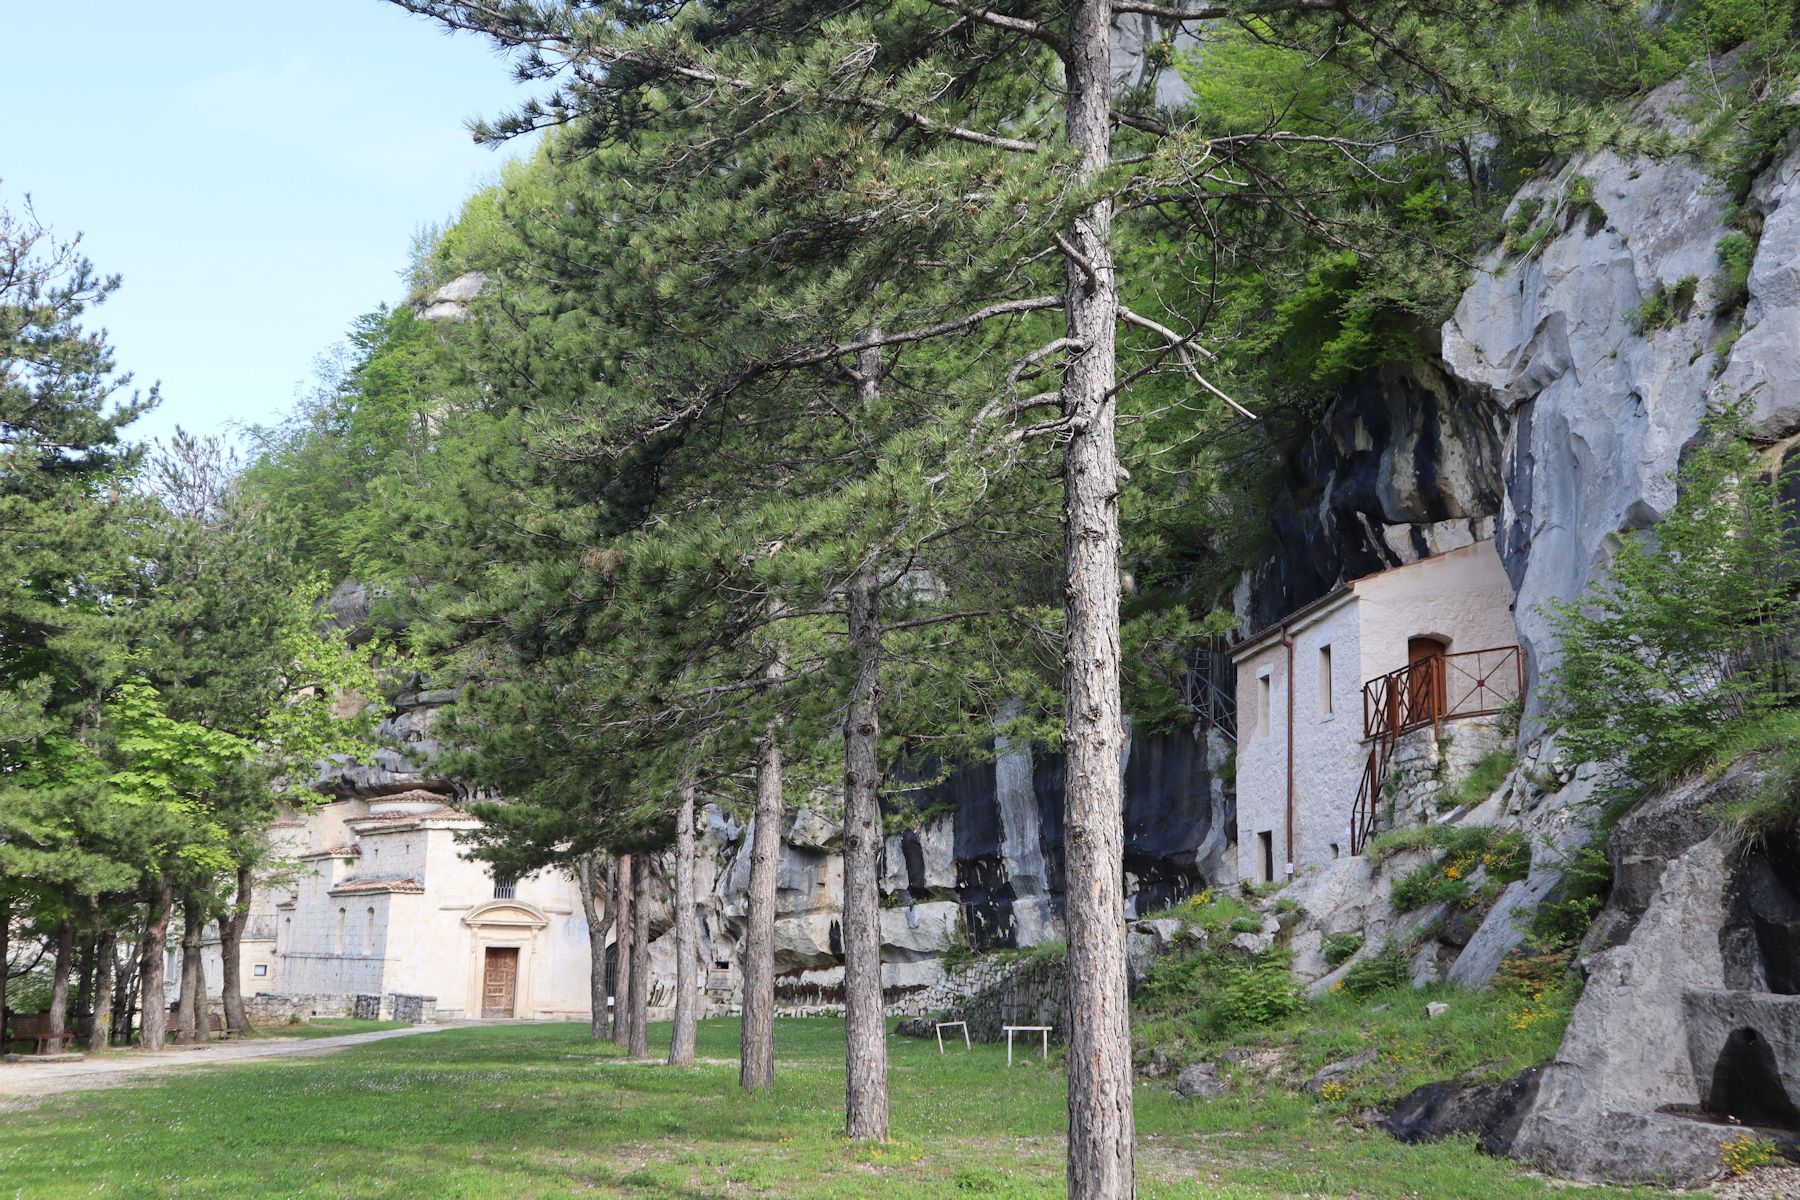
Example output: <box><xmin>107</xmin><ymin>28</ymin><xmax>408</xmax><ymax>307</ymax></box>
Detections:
<box><xmin>1351</xmin><ymin>645</ymin><xmax>1524</xmax><ymax>854</ymax></box>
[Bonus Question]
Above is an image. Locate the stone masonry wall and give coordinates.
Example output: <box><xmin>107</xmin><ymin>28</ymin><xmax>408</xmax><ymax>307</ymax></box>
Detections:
<box><xmin>900</xmin><ymin>954</ymin><xmax>1070</xmax><ymax>1044</ymax></box>
<box><xmin>1379</xmin><ymin>714</ymin><xmax>1515</xmax><ymax>832</ymax></box>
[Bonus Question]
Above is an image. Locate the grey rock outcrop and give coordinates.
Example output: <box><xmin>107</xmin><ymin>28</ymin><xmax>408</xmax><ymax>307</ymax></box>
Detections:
<box><xmin>1307</xmin><ymin>1048</ymin><xmax>1380</xmax><ymax>1095</ymax></box>
<box><xmin>1441</xmin><ymin>76</ymin><xmax>1800</xmax><ymax>717</ymax></box>
<box><xmin>1174</xmin><ymin>1062</ymin><xmax>1227</xmax><ymax>1100</ymax></box>
<box><xmin>1234</xmin><ymin>362</ymin><xmax>1506</xmax><ymax>632</ymax></box>
<box><xmin>417</xmin><ymin>271</ymin><xmax>486</xmax><ymax>322</ymax></box>
<box><xmin>1394</xmin><ymin>759</ymin><xmax>1800</xmax><ymax>1186</ymax></box>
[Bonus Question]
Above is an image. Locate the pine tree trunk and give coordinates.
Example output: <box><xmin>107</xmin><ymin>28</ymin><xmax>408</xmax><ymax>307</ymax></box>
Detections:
<box><xmin>612</xmin><ymin>853</ymin><xmax>634</xmax><ymax>1046</ymax></box>
<box><xmin>740</xmin><ymin>704</ymin><xmax>784</xmax><ymax>1093</ymax></box>
<box><xmin>576</xmin><ymin>851</ymin><xmax>614</xmax><ymax>1039</ymax></box>
<box><xmin>0</xmin><ymin>895</ymin><xmax>9</xmax><ymax>1040</ymax></box>
<box><xmin>177</xmin><ymin>902</ymin><xmax>204</xmax><ymax>1042</ymax></box>
<box><xmin>74</xmin><ymin>930</ymin><xmax>96</xmax><ymax>1043</ymax></box>
<box><xmin>628</xmin><ymin>855</ymin><xmax>651</xmax><ymax>1058</ymax></box>
<box><xmin>1060</xmin><ymin>1</ymin><xmax>1133</xmax><ymax>1194</ymax></box>
<box><xmin>842</xmin><ymin>573</ymin><xmax>890</xmax><ymax>1139</ymax></box>
<box><xmin>46</xmin><ymin>919</ymin><xmax>74</xmax><ymax>1040</ymax></box>
<box><xmin>139</xmin><ymin>883</ymin><xmax>174</xmax><ymax>1050</ymax></box>
<box><xmin>669</xmin><ymin>782</ymin><xmax>699</xmax><ymax>1067</ymax></box>
<box><xmin>219</xmin><ymin>864</ymin><xmax>254</xmax><ymax>1035</ymax></box>
<box><xmin>89</xmin><ymin>930</ymin><xmax>117</xmax><ymax>1051</ymax></box>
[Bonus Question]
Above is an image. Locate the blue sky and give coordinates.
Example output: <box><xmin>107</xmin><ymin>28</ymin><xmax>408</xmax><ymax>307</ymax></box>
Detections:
<box><xmin>0</xmin><ymin>0</ymin><xmax>535</xmax><ymax>449</ymax></box>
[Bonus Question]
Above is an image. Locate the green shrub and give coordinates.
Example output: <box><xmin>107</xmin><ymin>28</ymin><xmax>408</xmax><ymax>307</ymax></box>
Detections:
<box><xmin>1138</xmin><ymin>945</ymin><xmax>1301</xmax><ymax>1040</ymax></box>
<box><xmin>1379</xmin><ymin>824</ymin><xmax>1521</xmax><ymax>910</ymax></box>
<box><xmin>1321</xmin><ymin>931</ymin><xmax>1364</xmax><ymax>968</ymax></box>
<box><xmin>1390</xmin><ymin>862</ymin><xmax>1441</xmax><ymax>910</ymax></box>
<box><xmin>1364</xmin><ymin>824</ymin><xmax>1439</xmax><ymax>864</ymax></box>
<box><xmin>1483</xmin><ymin>831</ymin><xmax>1531</xmax><ymax>884</ymax></box>
<box><xmin>1214</xmin><ymin>948</ymin><xmax>1304</xmax><ymax>1028</ymax></box>
<box><xmin>1716</xmin><ymin>231</ymin><xmax>1757</xmax><ymax>313</ymax></box>
<box><xmin>1339</xmin><ymin>942</ymin><xmax>1412</xmax><ymax>998</ymax></box>
<box><xmin>1168</xmin><ymin>888</ymin><xmax>1262</xmax><ymax>937</ymax></box>
<box><xmin>1391</xmin><ymin>859</ymin><xmax>1471</xmax><ymax>911</ymax></box>
<box><xmin>1705</xmin><ymin>709</ymin><xmax>1800</xmax><ymax>842</ymax></box>
<box><xmin>1627</xmin><ymin>275</ymin><xmax>1700</xmax><ymax>334</ymax></box>
<box><xmin>1528</xmin><ymin>841</ymin><xmax>1614</xmax><ymax>948</ymax></box>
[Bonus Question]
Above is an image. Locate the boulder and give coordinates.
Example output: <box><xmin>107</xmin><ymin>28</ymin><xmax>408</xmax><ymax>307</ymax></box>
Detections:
<box><xmin>771</xmin><ymin>913</ymin><xmax>840</xmax><ymax>971</ymax></box>
<box><xmin>1306</xmin><ymin>1047</ymin><xmax>1379</xmax><ymax>1095</ymax></box>
<box><xmin>1386</xmin><ymin>1069</ymin><xmax>1542</xmax><ymax>1153</ymax></box>
<box><xmin>1399</xmin><ymin>757</ymin><xmax>1800</xmax><ymax>1186</ymax></box>
<box><xmin>418</xmin><ymin>271</ymin><xmax>486</xmax><ymax>321</ymax></box>
<box><xmin>1174</xmin><ymin>1062</ymin><xmax>1227</xmax><ymax>1100</ymax></box>
<box><xmin>786</xmin><ymin>807</ymin><xmax>841</xmax><ymax>852</ymax></box>
<box><xmin>1127</xmin><ymin>917</ymin><xmax>1187</xmax><ymax>990</ymax></box>
<box><xmin>1135</xmin><ymin>1045</ymin><xmax>1177</xmax><ymax>1079</ymax></box>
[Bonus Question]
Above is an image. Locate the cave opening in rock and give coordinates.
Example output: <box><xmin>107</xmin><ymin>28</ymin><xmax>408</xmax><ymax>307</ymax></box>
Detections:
<box><xmin>1707</xmin><ymin>1026</ymin><xmax>1800</xmax><ymax>1131</ymax></box>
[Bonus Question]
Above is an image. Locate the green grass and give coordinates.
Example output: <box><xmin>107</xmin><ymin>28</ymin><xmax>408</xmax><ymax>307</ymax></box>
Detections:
<box><xmin>1140</xmin><ymin>889</ymin><xmax>1261</xmax><ymax>937</ymax></box>
<box><xmin>0</xmin><ymin>1017</ymin><xmax>1679</xmax><ymax>1198</ymax></box>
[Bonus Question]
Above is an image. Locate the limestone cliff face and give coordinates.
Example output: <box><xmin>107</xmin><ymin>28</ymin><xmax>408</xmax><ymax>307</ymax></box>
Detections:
<box><xmin>1440</xmin><ymin>79</ymin><xmax>1800</xmax><ymax>714</ymax></box>
<box><xmin>702</xmin><ymin>726</ymin><xmax>1233</xmax><ymax>1008</ymax></box>
<box><xmin>1233</xmin><ymin>362</ymin><xmax>1507</xmax><ymax>633</ymax></box>
<box><xmin>1242</xmin><ymin>77</ymin><xmax>1800</xmax><ymax>719</ymax></box>
<box><xmin>1255</xmin><ymin>75</ymin><xmax>1800</xmax><ymax>1184</ymax></box>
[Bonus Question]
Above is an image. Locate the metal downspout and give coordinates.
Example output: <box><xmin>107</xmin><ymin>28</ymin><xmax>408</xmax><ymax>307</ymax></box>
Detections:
<box><xmin>1283</xmin><ymin>632</ymin><xmax>1295</xmax><ymax>878</ymax></box>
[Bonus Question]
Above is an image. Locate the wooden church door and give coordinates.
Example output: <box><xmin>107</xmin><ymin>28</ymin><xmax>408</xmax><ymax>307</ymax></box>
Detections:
<box><xmin>482</xmin><ymin>947</ymin><xmax>518</xmax><ymax>1018</ymax></box>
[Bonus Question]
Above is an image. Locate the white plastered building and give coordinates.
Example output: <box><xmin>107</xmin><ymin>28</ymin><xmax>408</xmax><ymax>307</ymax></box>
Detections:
<box><xmin>1230</xmin><ymin>540</ymin><xmax>1521</xmax><ymax>882</ymax></box>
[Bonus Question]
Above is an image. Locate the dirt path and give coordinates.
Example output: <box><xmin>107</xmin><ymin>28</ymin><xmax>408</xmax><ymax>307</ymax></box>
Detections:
<box><xmin>0</xmin><ymin>1024</ymin><xmax>456</xmax><ymax>1109</ymax></box>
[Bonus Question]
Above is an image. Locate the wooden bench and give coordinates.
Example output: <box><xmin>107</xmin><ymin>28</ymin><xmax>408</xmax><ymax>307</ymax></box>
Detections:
<box><xmin>32</xmin><ymin>1031</ymin><xmax>75</xmax><ymax>1055</ymax></box>
<box><xmin>7</xmin><ymin>1014</ymin><xmax>75</xmax><ymax>1056</ymax></box>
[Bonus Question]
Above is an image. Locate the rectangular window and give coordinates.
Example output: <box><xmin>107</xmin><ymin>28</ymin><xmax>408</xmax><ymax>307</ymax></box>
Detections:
<box><xmin>253</xmin><ymin>964</ymin><xmax>268</xmax><ymax>977</ymax></box>
<box><xmin>1258</xmin><ymin>831</ymin><xmax>1275</xmax><ymax>884</ymax></box>
<box><xmin>1257</xmin><ymin>672</ymin><xmax>1272</xmax><ymax>737</ymax></box>
<box><xmin>493</xmin><ymin>875</ymin><xmax>517</xmax><ymax>900</ymax></box>
<box><xmin>1319</xmin><ymin>644</ymin><xmax>1334</xmax><ymax>717</ymax></box>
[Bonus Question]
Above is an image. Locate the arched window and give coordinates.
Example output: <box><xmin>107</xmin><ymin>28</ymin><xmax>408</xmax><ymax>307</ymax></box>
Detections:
<box><xmin>364</xmin><ymin>907</ymin><xmax>375</xmax><ymax>952</ymax></box>
<box><xmin>335</xmin><ymin>908</ymin><xmax>346</xmax><ymax>954</ymax></box>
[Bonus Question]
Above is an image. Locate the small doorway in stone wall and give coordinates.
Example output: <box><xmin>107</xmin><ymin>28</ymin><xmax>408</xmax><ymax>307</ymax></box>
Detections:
<box><xmin>482</xmin><ymin>946</ymin><xmax>519</xmax><ymax>1018</ymax></box>
<box><xmin>1407</xmin><ymin>636</ymin><xmax>1450</xmax><ymax>723</ymax></box>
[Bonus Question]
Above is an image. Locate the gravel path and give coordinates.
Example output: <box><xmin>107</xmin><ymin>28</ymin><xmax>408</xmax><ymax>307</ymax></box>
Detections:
<box><xmin>0</xmin><ymin>1024</ymin><xmax>455</xmax><ymax>1108</ymax></box>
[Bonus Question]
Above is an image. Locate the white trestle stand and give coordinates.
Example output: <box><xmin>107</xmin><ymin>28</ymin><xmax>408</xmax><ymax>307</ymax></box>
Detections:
<box><xmin>1003</xmin><ymin>1024</ymin><xmax>1052</xmax><ymax>1066</ymax></box>
<box><xmin>934</xmin><ymin>1020</ymin><xmax>971</xmax><ymax>1053</ymax></box>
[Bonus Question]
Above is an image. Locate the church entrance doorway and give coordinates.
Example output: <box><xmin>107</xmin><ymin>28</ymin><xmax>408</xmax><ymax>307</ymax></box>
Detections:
<box><xmin>482</xmin><ymin>947</ymin><xmax>519</xmax><ymax>1018</ymax></box>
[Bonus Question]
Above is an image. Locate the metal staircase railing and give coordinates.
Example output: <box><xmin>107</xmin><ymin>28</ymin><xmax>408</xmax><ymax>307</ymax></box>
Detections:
<box><xmin>1349</xmin><ymin>645</ymin><xmax>1524</xmax><ymax>854</ymax></box>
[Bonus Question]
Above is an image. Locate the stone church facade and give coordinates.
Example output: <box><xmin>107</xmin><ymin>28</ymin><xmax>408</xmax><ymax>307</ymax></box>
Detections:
<box><xmin>206</xmin><ymin>790</ymin><xmax>594</xmax><ymax>1022</ymax></box>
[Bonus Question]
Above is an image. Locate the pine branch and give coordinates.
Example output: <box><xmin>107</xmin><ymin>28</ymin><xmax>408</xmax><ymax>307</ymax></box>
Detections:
<box><xmin>1110</xmin><ymin>0</ymin><xmax>1343</xmax><ymax>20</ymax></box>
<box><xmin>390</xmin><ymin>0</ymin><xmax>1043</xmax><ymax>153</ymax></box>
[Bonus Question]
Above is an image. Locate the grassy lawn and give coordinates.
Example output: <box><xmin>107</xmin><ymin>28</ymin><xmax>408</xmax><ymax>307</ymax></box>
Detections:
<box><xmin>0</xmin><ymin>1018</ymin><xmax>1683</xmax><ymax>1199</ymax></box>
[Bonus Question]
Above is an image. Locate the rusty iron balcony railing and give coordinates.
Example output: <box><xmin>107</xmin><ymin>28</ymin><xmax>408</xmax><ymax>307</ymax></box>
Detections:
<box><xmin>1349</xmin><ymin>645</ymin><xmax>1524</xmax><ymax>854</ymax></box>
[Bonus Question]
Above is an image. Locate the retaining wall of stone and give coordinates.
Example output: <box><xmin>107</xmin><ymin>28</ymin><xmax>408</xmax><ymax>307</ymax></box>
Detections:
<box><xmin>898</xmin><ymin>953</ymin><xmax>1069</xmax><ymax>1044</ymax></box>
